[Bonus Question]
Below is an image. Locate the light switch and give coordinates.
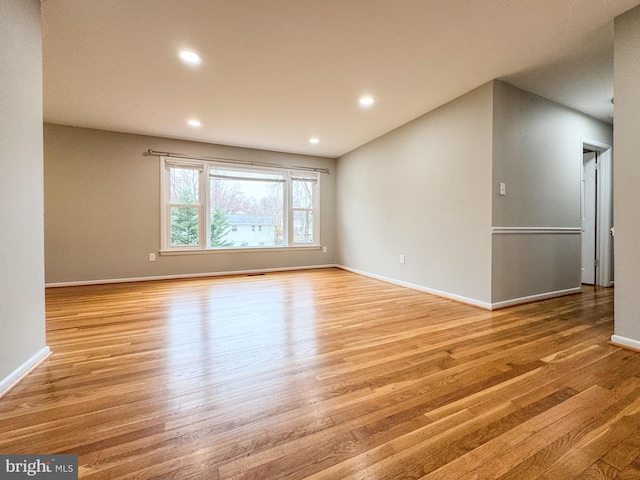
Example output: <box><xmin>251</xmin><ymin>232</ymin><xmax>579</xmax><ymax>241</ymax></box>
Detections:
<box><xmin>499</xmin><ymin>182</ymin><xmax>506</xmax><ymax>196</ymax></box>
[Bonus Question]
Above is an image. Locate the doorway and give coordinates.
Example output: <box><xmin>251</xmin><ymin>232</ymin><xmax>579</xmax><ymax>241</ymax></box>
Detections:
<box><xmin>581</xmin><ymin>139</ymin><xmax>613</xmax><ymax>287</ymax></box>
<box><xmin>581</xmin><ymin>150</ymin><xmax>597</xmax><ymax>284</ymax></box>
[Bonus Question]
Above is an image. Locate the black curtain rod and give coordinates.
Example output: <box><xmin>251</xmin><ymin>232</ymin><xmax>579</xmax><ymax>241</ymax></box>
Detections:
<box><xmin>143</xmin><ymin>149</ymin><xmax>330</xmax><ymax>174</ymax></box>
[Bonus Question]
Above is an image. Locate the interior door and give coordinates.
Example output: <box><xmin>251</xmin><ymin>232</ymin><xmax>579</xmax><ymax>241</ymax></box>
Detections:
<box><xmin>582</xmin><ymin>151</ymin><xmax>597</xmax><ymax>285</ymax></box>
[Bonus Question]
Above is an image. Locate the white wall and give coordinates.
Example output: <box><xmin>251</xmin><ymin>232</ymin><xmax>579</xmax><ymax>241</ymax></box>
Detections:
<box><xmin>336</xmin><ymin>83</ymin><xmax>494</xmax><ymax>306</ymax></box>
<box><xmin>44</xmin><ymin>124</ymin><xmax>336</xmax><ymax>284</ymax></box>
<box><xmin>0</xmin><ymin>0</ymin><xmax>48</xmax><ymax>391</ymax></box>
<box><xmin>612</xmin><ymin>4</ymin><xmax>640</xmax><ymax>348</ymax></box>
<box><xmin>491</xmin><ymin>81</ymin><xmax>613</xmax><ymax>305</ymax></box>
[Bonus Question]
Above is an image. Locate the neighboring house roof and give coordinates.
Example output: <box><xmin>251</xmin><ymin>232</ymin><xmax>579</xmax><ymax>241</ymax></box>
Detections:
<box><xmin>227</xmin><ymin>214</ymin><xmax>274</xmax><ymax>225</ymax></box>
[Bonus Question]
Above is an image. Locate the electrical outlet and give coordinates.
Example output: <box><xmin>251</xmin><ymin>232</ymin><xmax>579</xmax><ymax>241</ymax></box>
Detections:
<box><xmin>400</xmin><ymin>254</ymin><xmax>405</xmax><ymax>264</ymax></box>
<box><xmin>149</xmin><ymin>253</ymin><xmax>156</xmax><ymax>262</ymax></box>
<box><xmin>322</xmin><ymin>246</ymin><xmax>328</xmax><ymax>253</ymax></box>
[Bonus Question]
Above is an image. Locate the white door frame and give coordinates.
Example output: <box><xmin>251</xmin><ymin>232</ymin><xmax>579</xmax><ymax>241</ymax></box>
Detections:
<box><xmin>581</xmin><ymin>151</ymin><xmax>597</xmax><ymax>285</ymax></box>
<box><xmin>581</xmin><ymin>138</ymin><xmax>613</xmax><ymax>287</ymax></box>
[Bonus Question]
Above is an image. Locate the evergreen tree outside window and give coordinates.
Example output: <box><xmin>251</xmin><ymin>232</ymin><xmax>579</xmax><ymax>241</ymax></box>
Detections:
<box><xmin>210</xmin><ymin>206</ymin><xmax>234</xmax><ymax>247</ymax></box>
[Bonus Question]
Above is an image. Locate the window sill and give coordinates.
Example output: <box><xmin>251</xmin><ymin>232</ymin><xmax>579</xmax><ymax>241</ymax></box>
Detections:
<box><xmin>159</xmin><ymin>245</ymin><xmax>321</xmax><ymax>256</ymax></box>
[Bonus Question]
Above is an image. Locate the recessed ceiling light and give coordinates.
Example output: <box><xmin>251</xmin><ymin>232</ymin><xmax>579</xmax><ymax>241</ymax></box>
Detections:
<box><xmin>179</xmin><ymin>50</ymin><xmax>202</xmax><ymax>66</ymax></box>
<box><xmin>309</xmin><ymin>137</ymin><xmax>320</xmax><ymax>144</ymax></box>
<box><xmin>187</xmin><ymin>119</ymin><xmax>202</xmax><ymax>127</ymax></box>
<box><xmin>359</xmin><ymin>95</ymin><xmax>375</xmax><ymax>108</ymax></box>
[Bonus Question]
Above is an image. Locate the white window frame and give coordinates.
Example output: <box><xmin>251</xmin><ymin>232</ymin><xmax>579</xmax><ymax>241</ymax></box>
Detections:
<box><xmin>160</xmin><ymin>157</ymin><xmax>320</xmax><ymax>253</ymax></box>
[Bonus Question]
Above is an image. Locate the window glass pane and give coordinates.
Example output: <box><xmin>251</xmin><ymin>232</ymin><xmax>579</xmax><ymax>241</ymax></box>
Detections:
<box><xmin>169</xmin><ymin>167</ymin><xmax>199</xmax><ymax>204</ymax></box>
<box><xmin>293</xmin><ymin>210</ymin><xmax>313</xmax><ymax>243</ymax></box>
<box><xmin>292</xmin><ymin>179</ymin><xmax>314</xmax><ymax>209</ymax></box>
<box><xmin>209</xmin><ymin>174</ymin><xmax>284</xmax><ymax>248</ymax></box>
<box><xmin>170</xmin><ymin>207</ymin><xmax>199</xmax><ymax>246</ymax></box>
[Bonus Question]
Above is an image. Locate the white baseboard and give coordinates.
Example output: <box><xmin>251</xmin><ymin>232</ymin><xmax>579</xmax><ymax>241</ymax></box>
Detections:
<box><xmin>46</xmin><ymin>264</ymin><xmax>585</xmax><ymax>312</ymax></box>
<box><xmin>45</xmin><ymin>264</ymin><xmax>339</xmax><ymax>288</ymax></box>
<box><xmin>336</xmin><ymin>265</ymin><xmax>583</xmax><ymax>311</ymax></box>
<box><xmin>490</xmin><ymin>287</ymin><xmax>582</xmax><ymax>310</ymax></box>
<box><xmin>611</xmin><ymin>335</ymin><xmax>640</xmax><ymax>352</ymax></box>
<box><xmin>0</xmin><ymin>347</ymin><xmax>51</xmax><ymax>399</ymax></box>
<box><xmin>336</xmin><ymin>265</ymin><xmax>492</xmax><ymax>309</ymax></box>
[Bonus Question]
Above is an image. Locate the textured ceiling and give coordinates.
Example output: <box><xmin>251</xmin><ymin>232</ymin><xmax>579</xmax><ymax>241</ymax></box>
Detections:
<box><xmin>42</xmin><ymin>0</ymin><xmax>639</xmax><ymax>158</ymax></box>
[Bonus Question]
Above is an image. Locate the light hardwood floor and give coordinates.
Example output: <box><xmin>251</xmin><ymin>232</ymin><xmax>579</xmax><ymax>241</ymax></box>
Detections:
<box><xmin>1</xmin><ymin>268</ymin><xmax>638</xmax><ymax>479</ymax></box>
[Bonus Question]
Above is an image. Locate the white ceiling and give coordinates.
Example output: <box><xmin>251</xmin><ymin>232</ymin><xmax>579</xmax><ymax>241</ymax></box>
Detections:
<box><xmin>41</xmin><ymin>0</ymin><xmax>640</xmax><ymax>158</ymax></box>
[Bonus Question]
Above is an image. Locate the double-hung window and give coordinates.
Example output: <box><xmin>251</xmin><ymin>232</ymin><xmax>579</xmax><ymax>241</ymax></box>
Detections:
<box><xmin>161</xmin><ymin>157</ymin><xmax>320</xmax><ymax>252</ymax></box>
<box><xmin>165</xmin><ymin>161</ymin><xmax>204</xmax><ymax>248</ymax></box>
<box><xmin>291</xmin><ymin>173</ymin><xmax>317</xmax><ymax>244</ymax></box>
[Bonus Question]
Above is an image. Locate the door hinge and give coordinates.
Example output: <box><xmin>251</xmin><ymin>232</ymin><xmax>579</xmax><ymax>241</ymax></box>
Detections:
<box><xmin>595</xmin><ymin>259</ymin><xmax>600</xmax><ymax>268</ymax></box>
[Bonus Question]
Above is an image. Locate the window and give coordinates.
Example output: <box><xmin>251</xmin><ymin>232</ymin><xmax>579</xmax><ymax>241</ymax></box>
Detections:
<box><xmin>292</xmin><ymin>173</ymin><xmax>317</xmax><ymax>244</ymax></box>
<box><xmin>161</xmin><ymin>158</ymin><xmax>319</xmax><ymax>251</ymax></box>
<box><xmin>166</xmin><ymin>163</ymin><xmax>203</xmax><ymax>248</ymax></box>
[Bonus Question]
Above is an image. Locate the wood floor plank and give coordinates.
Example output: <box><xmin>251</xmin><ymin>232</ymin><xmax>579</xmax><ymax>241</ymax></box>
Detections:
<box><xmin>618</xmin><ymin>455</ymin><xmax>640</xmax><ymax>479</ymax></box>
<box><xmin>0</xmin><ymin>269</ymin><xmax>636</xmax><ymax>479</ymax></box>
<box><xmin>421</xmin><ymin>385</ymin><xmax>615</xmax><ymax>480</ymax></box>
